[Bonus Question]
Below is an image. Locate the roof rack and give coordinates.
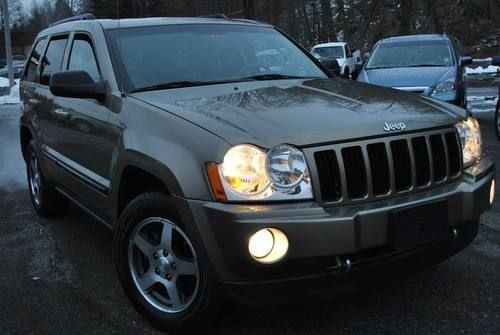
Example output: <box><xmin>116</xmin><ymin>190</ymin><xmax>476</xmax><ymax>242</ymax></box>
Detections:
<box><xmin>198</xmin><ymin>14</ymin><xmax>229</xmax><ymax>19</ymax></box>
<box><xmin>49</xmin><ymin>13</ymin><xmax>96</xmax><ymax>27</ymax></box>
<box><xmin>231</xmin><ymin>18</ymin><xmax>262</xmax><ymax>25</ymax></box>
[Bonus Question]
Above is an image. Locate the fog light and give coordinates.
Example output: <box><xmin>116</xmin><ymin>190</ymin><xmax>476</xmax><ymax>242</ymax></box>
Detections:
<box><xmin>248</xmin><ymin>228</ymin><xmax>288</xmax><ymax>263</ymax></box>
<box><xmin>490</xmin><ymin>179</ymin><xmax>496</xmax><ymax>205</ymax></box>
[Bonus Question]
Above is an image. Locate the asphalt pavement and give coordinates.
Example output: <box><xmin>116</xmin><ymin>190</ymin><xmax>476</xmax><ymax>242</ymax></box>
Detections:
<box><xmin>0</xmin><ymin>86</ymin><xmax>499</xmax><ymax>335</ymax></box>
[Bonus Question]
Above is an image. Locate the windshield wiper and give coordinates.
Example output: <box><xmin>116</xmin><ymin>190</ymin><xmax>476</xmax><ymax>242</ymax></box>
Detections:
<box><xmin>365</xmin><ymin>66</ymin><xmax>399</xmax><ymax>70</ymax></box>
<box><xmin>241</xmin><ymin>74</ymin><xmax>316</xmax><ymax>81</ymax></box>
<box><xmin>407</xmin><ymin>64</ymin><xmax>446</xmax><ymax>67</ymax></box>
<box><xmin>130</xmin><ymin>81</ymin><xmax>207</xmax><ymax>93</ymax></box>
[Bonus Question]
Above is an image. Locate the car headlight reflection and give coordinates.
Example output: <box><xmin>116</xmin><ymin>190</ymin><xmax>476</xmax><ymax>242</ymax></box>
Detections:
<box><xmin>209</xmin><ymin>144</ymin><xmax>313</xmax><ymax>201</ymax></box>
<box><xmin>455</xmin><ymin>116</ymin><xmax>482</xmax><ymax>167</ymax></box>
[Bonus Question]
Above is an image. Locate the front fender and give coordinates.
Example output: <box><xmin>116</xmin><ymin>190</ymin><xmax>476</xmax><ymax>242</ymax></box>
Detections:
<box><xmin>108</xmin><ymin>98</ymin><xmax>231</xmax><ymax>216</ymax></box>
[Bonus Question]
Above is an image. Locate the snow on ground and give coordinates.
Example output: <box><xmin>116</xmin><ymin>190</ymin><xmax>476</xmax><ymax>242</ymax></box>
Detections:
<box><xmin>0</xmin><ymin>79</ymin><xmax>20</xmax><ymax>104</ymax></box>
<box><xmin>468</xmin><ymin>95</ymin><xmax>498</xmax><ymax>114</ymax></box>
<box><xmin>466</xmin><ymin>65</ymin><xmax>499</xmax><ymax>75</ymax></box>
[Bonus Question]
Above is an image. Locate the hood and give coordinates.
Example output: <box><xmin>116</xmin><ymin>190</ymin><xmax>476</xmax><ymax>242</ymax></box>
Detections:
<box><xmin>131</xmin><ymin>78</ymin><xmax>466</xmax><ymax>148</ymax></box>
<box><xmin>359</xmin><ymin>66</ymin><xmax>453</xmax><ymax>88</ymax></box>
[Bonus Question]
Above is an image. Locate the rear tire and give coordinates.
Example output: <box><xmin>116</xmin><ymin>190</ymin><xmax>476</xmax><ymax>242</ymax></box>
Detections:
<box><xmin>26</xmin><ymin>141</ymin><xmax>68</xmax><ymax>218</ymax></box>
<box><xmin>495</xmin><ymin>102</ymin><xmax>500</xmax><ymax>140</ymax></box>
<box><xmin>114</xmin><ymin>192</ymin><xmax>219</xmax><ymax>332</ymax></box>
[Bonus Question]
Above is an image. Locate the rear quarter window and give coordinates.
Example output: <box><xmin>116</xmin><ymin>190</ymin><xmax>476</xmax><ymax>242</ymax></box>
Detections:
<box><xmin>24</xmin><ymin>38</ymin><xmax>47</xmax><ymax>82</ymax></box>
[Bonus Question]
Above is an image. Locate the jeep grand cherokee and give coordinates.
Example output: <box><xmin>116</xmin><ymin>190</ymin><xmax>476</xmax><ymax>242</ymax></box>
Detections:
<box><xmin>19</xmin><ymin>14</ymin><xmax>495</xmax><ymax>331</ymax></box>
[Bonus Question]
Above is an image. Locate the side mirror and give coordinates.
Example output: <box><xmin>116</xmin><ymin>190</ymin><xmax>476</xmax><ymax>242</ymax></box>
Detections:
<box><xmin>460</xmin><ymin>56</ymin><xmax>473</xmax><ymax>66</ymax></box>
<box><xmin>492</xmin><ymin>56</ymin><xmax>500</xmax><ymax>66</ymax></box>
<box><xmin>50</xmin><ymin>71</ymin><xmax>106</xmax><ymax>102</ymax></box>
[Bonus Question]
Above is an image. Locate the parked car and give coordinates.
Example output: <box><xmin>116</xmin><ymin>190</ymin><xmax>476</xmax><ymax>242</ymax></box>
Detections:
<box><xmin>493</xmin><ymin>56</ymin><xmax>500</xmax><ymax>140</ymax></box>
<box><xmin>311</xmin><ymin>42</ymin><xmax>357</xmax><ymax>78</ymax></box>
<box><xmin>20</xmin><ymin>15</ymin><xmax>494</xmax><ymax>331</ymax></box>
<box><xmin>357</xmin><ymin>34</ymin><xmax>472</xmax><ymax>107</ymax></box>
<box><xmin>0</xmin><ymin>54</ymin><xmax>27</xmax><ymax>79</ymax></box>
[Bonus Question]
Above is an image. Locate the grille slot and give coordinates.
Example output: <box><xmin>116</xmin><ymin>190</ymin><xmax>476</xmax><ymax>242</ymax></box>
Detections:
<box><xmin>412</xmin><ymin>137</ymin><xmax>431</xmax><ymax>186</ymax></box>
<box><xmin>445</xmin><ymin>132</ymin><xmax>461</xmax><ymax>177</ymax></box>
<box><xmin>313</xmin><ymin>128</ymin><xmax>462</xmax><ymax>203</ymax></box>
<box><xmin>390</xmin><ymin>139</ymin><xmax>412</xmax><ymax>191</ymax></box>
<box><xmin>430</xmin><ymin>134</ymin><xmax>447</xmax><ymax>181</ymax></box>
<box><xmin>342</xmin><ymin>147</ymin><xmax>367</xmax><ymax>199</ymax></box>
<box><xmin>314</xmin><ymin>150</ymin><xmax>342</xmax><ymax>201</ymax></box>
<box><xmin>367</xmin><ymin>143</ymin><xmax>390</xmax><ymax>195</ymax></box>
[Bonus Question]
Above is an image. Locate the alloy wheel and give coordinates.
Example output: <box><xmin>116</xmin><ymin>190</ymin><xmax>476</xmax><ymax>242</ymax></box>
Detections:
<box><xmin>128</xmin><ymin>217</ymin><xmax>200</xmax><ymax>313</ymax></box>
<box><xmin>29</xmin><ymin>151</ymin><xmax>42</xmax><ymax>206</ymax></box>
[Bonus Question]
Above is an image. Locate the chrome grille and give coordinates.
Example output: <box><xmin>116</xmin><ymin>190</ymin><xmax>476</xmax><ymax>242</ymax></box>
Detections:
<box><xmin>313</xmin><ymin>128</ymin><xmax>462</xmax><ymax>203</ymax></box>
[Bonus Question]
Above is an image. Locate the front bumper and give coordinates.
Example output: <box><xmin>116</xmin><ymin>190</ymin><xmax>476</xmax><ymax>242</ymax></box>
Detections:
<box><xmin>176</xmin><ymin>158</ymin><xmax>494</xmax><ymax>303</ymax></box>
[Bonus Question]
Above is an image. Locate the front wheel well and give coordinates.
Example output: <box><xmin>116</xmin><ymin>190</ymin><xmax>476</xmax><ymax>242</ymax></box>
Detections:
<box><xmin>117</xmin><ymin>166</ymin><xmax>170</xmax><ymax>219</ymax></box>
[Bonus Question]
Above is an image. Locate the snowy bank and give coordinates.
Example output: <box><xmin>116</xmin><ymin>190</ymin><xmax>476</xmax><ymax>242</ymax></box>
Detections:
<box><xmin>0</xmin><ymin>79</ymin><xmax>20</xmax><ymax>104</ymax></box>
<box><xmin>0</xmin><ymin>76</ymin><xmax>11</xmax><ymax>87</ymax></box>
<box><xmin>466</xmin><ymin>65</ymin><xmax>499</xmax><ymax>75</ymax></box>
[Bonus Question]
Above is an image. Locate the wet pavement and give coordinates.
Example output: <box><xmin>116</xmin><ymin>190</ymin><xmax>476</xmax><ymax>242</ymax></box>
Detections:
<box><xmin>0</xmin><ymin>84</ymin><xmax>499</xmax><ymax>334</ymax></box>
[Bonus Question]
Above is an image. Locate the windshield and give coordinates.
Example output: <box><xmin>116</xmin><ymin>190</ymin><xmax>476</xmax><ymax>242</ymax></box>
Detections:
<box><xmin>312</xmin><ymin>46</ymin><xmax>344</xmax><ymax>59</ymax></box>
<box><xmin>107</xmin><ymin>24</ymin><xmax>327</xmax><ymax>92</ymax></box>
<box><xmin>366</xmin><ymin>40</ymin><xmax>454</xmax><ymax>69</ymax></box>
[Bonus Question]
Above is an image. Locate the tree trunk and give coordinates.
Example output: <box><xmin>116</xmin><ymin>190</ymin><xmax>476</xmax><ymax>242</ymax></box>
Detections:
<box><xmin>319</xmin><ymin>0</ymin><xmax>336</xmax><ymax>41</ymax></box>
<box><xmin>397</xmin><ymin>0</ymin><xmax>413</xmax><ymax>35</ymax></box>
<box><xmin>243</xmin><ymin>0</ymin><xmax>255</xmax><ymax>19</ymax></box>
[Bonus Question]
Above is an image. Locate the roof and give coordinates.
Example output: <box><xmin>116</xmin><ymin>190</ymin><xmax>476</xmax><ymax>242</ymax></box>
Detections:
<box><xmin>312</xmin><ymin>42</ymin><xmax>347</xmax><ymax>48</ymax></box>
<box><xmin>380</xmin><ymin>34</ymin><xmax>450</xmax><ymax>43</ymax></box>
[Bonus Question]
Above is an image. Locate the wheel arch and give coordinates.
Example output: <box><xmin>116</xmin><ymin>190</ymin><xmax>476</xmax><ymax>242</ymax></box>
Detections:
<box><xmin>111</xmin><ymin>150</ymin><xmax>184</xmax><ymax>222</ymax></box>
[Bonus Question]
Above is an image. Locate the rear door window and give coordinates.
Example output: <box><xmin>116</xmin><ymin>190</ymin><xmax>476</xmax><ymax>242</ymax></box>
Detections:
<box><xmin>67</xmin><ymin>34</ymin><xmax>100</xmax><ymax>81</ymax></box>
<box><xmin>40</xmin><ymin>35</ymin><xmax>69</xmax><ymax>86</ymax></box>
<box><xmin>24</xmin><ymin>38</ymin><xmax>47</xmax><ymax>82</ymax></box>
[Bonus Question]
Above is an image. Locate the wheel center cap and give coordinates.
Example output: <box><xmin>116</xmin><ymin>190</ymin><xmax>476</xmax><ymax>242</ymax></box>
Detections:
<box><xmin>159</xmin><ymin>257</ymin><xmax>171</xmax><ymax>272</ymax></box>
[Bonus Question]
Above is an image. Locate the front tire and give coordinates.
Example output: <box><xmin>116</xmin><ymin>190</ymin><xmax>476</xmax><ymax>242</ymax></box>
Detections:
<box><xmin>26</xmin><ymin>141</ymin><xmax>68</xmax><ymax>217</ymax></box>
<box><xmin>343</xmin><ymin>67</ymin><xmax>350</xmax><ymax>79</ymax></box>
<box><xmin>114</xmin><ymin>192</ymin><xmax>219</xmax><ymax>331</ymax></box>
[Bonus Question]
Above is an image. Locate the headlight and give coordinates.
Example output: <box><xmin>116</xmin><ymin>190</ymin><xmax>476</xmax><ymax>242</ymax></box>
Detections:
<box><xmin>208</xmin><ymin>144</ymin><xmax>313</xmax><ymax>201</ymax></box>
<box><xmin>455</xmin><ymin>117</ymin><xmax>482</xmax><ymax>167</ymax></box>
<box><xmin>219</xmin><ymin>145</ymin><xmax>270</xmax><ymax>196</ymax></box>
<box><xmin>266</xmin><ymin>144</ymin><xmax>308</xmax><ymax>189</ymax></box>
<box><xmin>432</xmin><ymin>78</ymin><xmax>455</xmax><ymax>95</ymax></box>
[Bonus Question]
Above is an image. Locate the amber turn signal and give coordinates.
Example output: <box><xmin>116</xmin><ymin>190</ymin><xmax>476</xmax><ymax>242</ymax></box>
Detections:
<box><xmin>206</xmin><ymin>163</ymin><xmax>227</xmax><ymax>201</ymax></box>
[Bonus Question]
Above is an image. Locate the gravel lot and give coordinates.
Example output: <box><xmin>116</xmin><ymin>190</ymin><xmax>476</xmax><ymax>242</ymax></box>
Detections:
<box><xmin>0</xmin><ymin>85</ymin><xmax>499</xmax><ymax>335</ymax></box>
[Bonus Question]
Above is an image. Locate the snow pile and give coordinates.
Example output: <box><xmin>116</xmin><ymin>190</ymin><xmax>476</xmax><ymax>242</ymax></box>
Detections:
<box><xmin>0</xmin><ymin>76</ymin><xmax>10</xmax><ymax>87</ymax></box>
<box><xmin>472</xmin><ymin>58</ymin><xmax>492</xmax><ymax>63</ymax></box>
<box><xmin>0</xmin><ymin>79</ymin><xmax>20</xmax><ymax>104</ymax></box>
<box><xmin>466</xmin><ymin>65</ymin><xmax>499</xmax><ymax>75</ymax></box>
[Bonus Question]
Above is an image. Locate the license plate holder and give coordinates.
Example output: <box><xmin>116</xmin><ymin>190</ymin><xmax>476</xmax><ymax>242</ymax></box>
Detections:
<box><xmin>389</xmin><ymin>201</ymin><xmax>449</xmax><ymax>249</ymax></box>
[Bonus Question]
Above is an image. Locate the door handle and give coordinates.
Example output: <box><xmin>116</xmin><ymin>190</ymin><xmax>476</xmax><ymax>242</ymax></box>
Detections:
<box><xmin>53</xmin><ymin>108</ymin><xmax>71</xmax><ymax>119</ymax></box>
<box><xmin>29</xmin><ymin>98</ymin><xmax>41</xmax><ymax>105</ymax></box>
